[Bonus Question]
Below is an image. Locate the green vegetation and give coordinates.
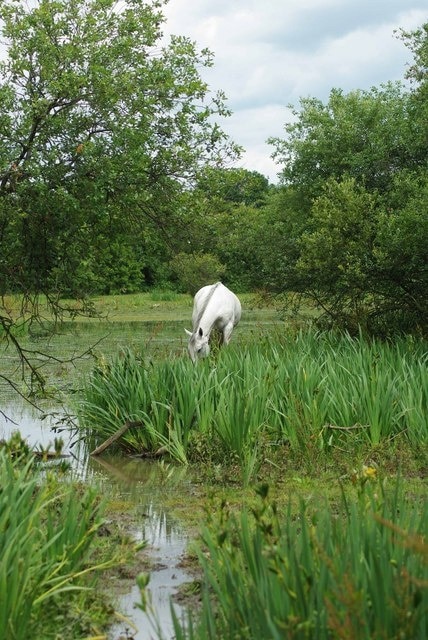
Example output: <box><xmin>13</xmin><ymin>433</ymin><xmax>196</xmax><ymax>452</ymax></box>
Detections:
<box><xmin>77</xmin><ymin>330</ymin><xmax>427</xmax><ymax>481</ymax></box>
<box><xmin>1</xmin><ymin>298</ymin><xmax>427</xmax><ymax>639</ymax></box>
<box><xmin>0</xmin><ymin>438</ymin><xmax>119</xmax><ymax>639</ymax></box>
<box><xmin>169</xmin><ymin>481</ymin><xmax>428</xmax><ymax>640</ymax></box>
<box><xmin>0</xmin><ymin>2</ymin><xmax>427</xmax><ymax>636</ymax></box>
<box><xmin>1</xmin><ymin>4</ymin><xmax>427</xmax><ymax>355</ymax></box>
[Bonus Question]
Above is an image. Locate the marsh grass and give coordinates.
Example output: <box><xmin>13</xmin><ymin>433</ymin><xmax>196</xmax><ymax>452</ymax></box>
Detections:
<box><xmin>170</xmin><ymin>480</ymin><xmax>428</xmax><ymax>639</ymax></box>
<box><xmin>77</xmin><ymin>330</ymin><xmax>427</xmax><ymax>480</ymax></box>
<box><xmin>0</xmin><ymin>449</ymin><xmax>116</xmax><ymax>639</ymax></box>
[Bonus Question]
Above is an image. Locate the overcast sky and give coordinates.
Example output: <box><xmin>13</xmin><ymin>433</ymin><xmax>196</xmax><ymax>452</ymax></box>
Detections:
<box><xmin>162</xmin><ymin>0</ymin><xmax>426</xmax><ymax>183</ymax></box>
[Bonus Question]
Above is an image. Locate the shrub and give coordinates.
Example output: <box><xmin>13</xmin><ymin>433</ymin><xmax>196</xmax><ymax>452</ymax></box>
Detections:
<box><xmin>170</xmin><ymin>252</ymin><xmax>226</xmax><ymax>295</ymax></box>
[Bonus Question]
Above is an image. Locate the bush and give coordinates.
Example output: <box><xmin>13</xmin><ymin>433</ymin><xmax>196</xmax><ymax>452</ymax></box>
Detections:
<box><xmin>170</xmin><ymin>252</ymin><xmax>226</xmax><ymax>295</ymax></box>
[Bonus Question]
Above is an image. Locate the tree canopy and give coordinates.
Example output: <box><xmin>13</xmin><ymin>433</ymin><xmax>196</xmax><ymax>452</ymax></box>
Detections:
<box><xmin>263</xmin><ymin>23</ymin><xmax>428</xmax><ymax>334</ymax></box>
<box><xmin>1</xmin><ymin>5</ymin><xmax>427</xmax><ymax>346</ymax></box>
<box><xmin>0</xmin><ymin>0</ymin><xmax>240</xmax><ymax>301</ymax></box>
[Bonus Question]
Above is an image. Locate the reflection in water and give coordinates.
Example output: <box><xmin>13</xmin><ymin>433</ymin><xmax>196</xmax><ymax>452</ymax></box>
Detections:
<box><xmin>0</xmin><ymin>401</ymin><xmax>75</xmax><ymax>454</ymax></box>
<box><xmin>0</xmin><ymin>403</ymin><xmax>192</xmax><ymax>640</ymax></box>
<box><xmin>108</xmin><ymin>499</ymin><xmax>189</xmax><ymax>640</ymax></box>
<box><xmin>89</xmin><ymin>457</ymin><xmax>192</xmax><ymax>640</ymax></box>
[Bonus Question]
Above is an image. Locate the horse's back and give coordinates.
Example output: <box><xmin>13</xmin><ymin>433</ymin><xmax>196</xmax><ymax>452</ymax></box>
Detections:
<box><xmin>194</xmin><ymin>282</ymin><xmax>241</xmax><ymax>329</ymax></box>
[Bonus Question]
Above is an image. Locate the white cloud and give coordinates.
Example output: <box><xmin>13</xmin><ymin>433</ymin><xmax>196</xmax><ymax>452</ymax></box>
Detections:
<box><xmin>163</xmin><ymin>1</ymin><xmax>426</xmax><ymax>182</ymax></box>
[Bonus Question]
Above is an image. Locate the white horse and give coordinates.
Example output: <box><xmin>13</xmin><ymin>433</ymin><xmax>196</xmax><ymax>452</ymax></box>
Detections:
<box><xmin>185</xmin><ymin>282</ymin><xmax>241</xmax><ymax>362</ymax></box>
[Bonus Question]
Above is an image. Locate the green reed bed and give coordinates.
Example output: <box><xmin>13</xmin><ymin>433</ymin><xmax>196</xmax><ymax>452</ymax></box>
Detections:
<box><xmin>77</xmin><ymin>330</ymin><xmax>427</xmax><ymax>475</ymax></box>
<box><xmin>0</xmin><ymin>447</ymin><xmax>116</xmax><ymax>640</ymax></box>
<box><xmin>169</xmin><ymin>480</ymin><xmax>428</xmax><ymax>640</ymax></box>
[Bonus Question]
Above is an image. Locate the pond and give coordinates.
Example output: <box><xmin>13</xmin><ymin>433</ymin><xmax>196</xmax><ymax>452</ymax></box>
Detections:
<box><xmin>0</xmin><ymin>395</ymin><xmax>194</xmax><ymax>640</ymax></box>
<box><xmin>90</xmin><ymin>455</ymin><xmax>194</xmax><ymax>640</ymax></box>
<box><xmin>0</xmin><ymin>309</ymin><xmax>280</xmax><ymax>638</ymax></box>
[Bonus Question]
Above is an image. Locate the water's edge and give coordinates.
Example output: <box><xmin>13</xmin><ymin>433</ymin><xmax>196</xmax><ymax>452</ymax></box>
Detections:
<box><xmin>0</xmin><ymin>403</ymin><xmax>193</xmax><ymax>640</ymax></box>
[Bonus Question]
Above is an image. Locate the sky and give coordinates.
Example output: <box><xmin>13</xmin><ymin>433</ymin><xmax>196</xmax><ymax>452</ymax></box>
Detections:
<box><xmin>161</xmin><ymin>0</ymin><xmax>426</xmax><ymax>183</ymax></box>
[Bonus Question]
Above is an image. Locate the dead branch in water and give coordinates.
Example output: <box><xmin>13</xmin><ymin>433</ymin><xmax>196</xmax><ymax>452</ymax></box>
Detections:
<box><xmin>90</xmin><ymin>420</ymin><xmax>144</xmax><ymax>456</ymax></box>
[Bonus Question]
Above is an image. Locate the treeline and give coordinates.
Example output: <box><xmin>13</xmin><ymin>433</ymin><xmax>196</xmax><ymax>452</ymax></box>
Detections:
<box><xmin>0</xmin><ymin>1</ymin><xmax>426</xmax><ymax>335</ymax></box>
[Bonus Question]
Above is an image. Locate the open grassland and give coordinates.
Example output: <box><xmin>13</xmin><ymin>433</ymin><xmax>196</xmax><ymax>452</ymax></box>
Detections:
<box><xmin>2</xmin><ymin>290</ymin><xmax>276</xmax><ymax>323</ymax></box>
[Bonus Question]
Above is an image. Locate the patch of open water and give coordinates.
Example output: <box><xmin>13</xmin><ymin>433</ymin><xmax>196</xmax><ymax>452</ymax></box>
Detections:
<box><xmin>0</xmin><ymin>401</ymin><xmax>192</xmax><ymax>640</ymax></box>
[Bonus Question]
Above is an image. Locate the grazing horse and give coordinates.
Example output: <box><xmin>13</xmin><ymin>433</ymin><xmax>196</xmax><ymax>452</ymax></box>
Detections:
<box><xmin>185</xmin><ymin>282</ymin><xmax>241</xmax><ymax>362</ymax></box>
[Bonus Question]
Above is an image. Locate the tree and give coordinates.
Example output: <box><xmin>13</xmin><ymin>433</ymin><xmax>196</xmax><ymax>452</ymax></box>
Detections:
<box><xmin>296</xmin><ymin>178</ymin><xmax>379</xmax><ymax>331</ymax></box>
<box><xmin>264</xmin><ymin>23</ymin><xmax>428</xmax><ymax>334</ymax></box>
<box><xmin>400</xmin><ymin>22</ymin><xmax>428</xmax><ymax>154</ymax></box>
<box><xmin>269</xmin><ymin>83</ymin><xmax>420</xmax><ymax>199</ymax></box>
<box><xmin>195</xmin><ymin>167</ymin><xmax>270</xmax><ymax>208</ymax></box>
<box><xmin>170</xmin><ymin>168</ymin><xmax>272</xmax><ymax>292</ymax></box>
<box><xmin>0</xmin><ymin>0</ymin><xmax>239</xmax><ymax>395</ymax></box>
<box><xmin>170</xmin><ymin>251</ymin><xmax>226</xmax><ymax>295</ymax></box>
<box><xmin>373</xmin><ymin>171</ymin><xmax>428</xmax><ymax>333</ymax></box>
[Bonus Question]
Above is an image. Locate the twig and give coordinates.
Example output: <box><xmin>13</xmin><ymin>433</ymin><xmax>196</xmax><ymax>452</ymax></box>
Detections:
<box><xmin>325</xmin><ymin>424</ymin><xmax>368</xmax><ymax>431</ymax></box>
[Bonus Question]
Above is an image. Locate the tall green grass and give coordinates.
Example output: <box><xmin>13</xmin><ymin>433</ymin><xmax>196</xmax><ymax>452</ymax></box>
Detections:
<box><xmin>0</xmin><ymin>449</ymin><xmax>114</xmax><ymax>639</ymax></box>
<box><xmin>169</xmin><ymin>481</ymin><xmax>428</xmax><ymax>639</ymax></box>
<box><xmin>77</xmin><ymin>331</ymin><xmax>427</xmax><ymax>476</ymax></box>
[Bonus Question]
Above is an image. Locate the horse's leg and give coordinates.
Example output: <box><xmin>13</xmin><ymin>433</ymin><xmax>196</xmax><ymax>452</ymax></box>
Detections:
<box><xmin>222</xmin><ymin>322</ymin><xmax>234</xmax><ymax>345</ymax></box>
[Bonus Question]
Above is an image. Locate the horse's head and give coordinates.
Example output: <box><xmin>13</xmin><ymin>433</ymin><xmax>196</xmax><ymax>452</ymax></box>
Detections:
<box><xmin>185</xmin><ymin>327</ymin><xmax>210</xmax><ymax>362</ymax></box>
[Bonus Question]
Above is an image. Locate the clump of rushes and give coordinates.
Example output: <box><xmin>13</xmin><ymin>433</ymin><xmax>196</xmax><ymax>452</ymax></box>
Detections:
<box><xmin>0</xmin><ymin>447</ymin><xmax>116</xmax><ymax>640</ymax></box>
<box><xmin>76</xmin><ymin>331</ymin><xmax>427</xmax><ymax>477</ymax></box>
<box><xmin>170</xmin><ymin>478</ymin><xmax>428</xmax><ymax>640</ymax></box>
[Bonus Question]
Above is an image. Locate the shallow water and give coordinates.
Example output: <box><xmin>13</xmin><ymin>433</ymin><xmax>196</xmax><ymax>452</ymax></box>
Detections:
<box><xmin>0</xmin><ymin>399</ymin><xmax>193</xmax><ymax>640</ymax></box>
<box><xmin>91</xmin><ymin>456</ymin><xmax>193</xmax><ymax>640</ymax></box>
<box><xmin>107</xmin><ymin>499</ymin><xmax>190</xmax><ymax>640</ymax></box>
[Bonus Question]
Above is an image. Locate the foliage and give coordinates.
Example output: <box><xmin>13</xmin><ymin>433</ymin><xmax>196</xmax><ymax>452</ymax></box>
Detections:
<box><xmin>195</xmin><ymin>167</ymin><xmax>271</xmax><ymax>208</ymax></box>
<box><xmin>170</xmin><ymin>482</ymin><xmax>428</xmax><ymax>639</ymax></box>
<box><xmin>373</xmin><ymin>173</ymin><xmax>428</xmax><ymax>332</ymax></box>
<box><xmin>170</xmin><ymin>252</ymin><xmax>226</xmax><ymax>295</ymax></box>
<box><xmin>264</xmin><ymin>25</ymin><xmax>428</xmax><ymax>334</ymax></box>
<box><xmin>399</xmin><ymin>23</ymin><xmax>428</xmax><ymax>154</ymax></box>
<box><xmin>270</xmin><ymin>83</ymin><xmax>422</xmax><ymax>196</ymax></box>
<box><xmin>0</xmin><ymin>0</ymin><xmax>238</xmax><ymax>299</ymax></box>
<box><xmin>297</xmin><ymin>178</ymin><xmax>377</xmax><ymax>324</ymax></box>
<box><xmin>0</xmin><ymin>447</ymin><xmax>115</xmax><ymax>639</ymax></box>
<box><xmin>77</xmin><ymin>332</ymin><xmax>428</xmax><ymax>480</ymax></box>
<box><xmin>172</xmin><ymin>168</ymin><xmax>273</xmax><ymax>292</ymax></box>
<box><xmin>0</xmin><ymin>0</ymin><xmax>239</xmax><ymax>398</ymax></box>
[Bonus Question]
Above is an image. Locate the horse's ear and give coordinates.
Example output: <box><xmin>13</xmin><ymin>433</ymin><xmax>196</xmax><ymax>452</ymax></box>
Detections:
<box><xmin>184</xmin><ymin>329</ymin><xmax>192</xmax><ymax>336</ymax></box>
<box><xmin>198</xmin><ymin>327</ymin><xmax>203</xmax><ymax>337</ymax></box>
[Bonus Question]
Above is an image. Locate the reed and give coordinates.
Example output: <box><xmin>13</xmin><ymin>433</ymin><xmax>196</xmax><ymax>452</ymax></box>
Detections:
<box><xmin>170</xmin><ymin>480</ymin><xmax>428</xmax><ymax>639</ymax></box>
<box><xmin>0</xmin><ymin>450</ymin><xmax>114</xmax><ymax>639</ymax></box>
<box><xmin>77</xmin><ymin>331</ymin><xmax>427</xmax><ymax>470</ymax></box>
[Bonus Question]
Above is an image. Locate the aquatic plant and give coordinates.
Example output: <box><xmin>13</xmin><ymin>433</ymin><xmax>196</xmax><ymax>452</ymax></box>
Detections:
<box><xmin>171</xmin><ymin>480</ymin><xmax>428</xmax><ymax>639</ymax></box>
<box><xmin>77</xmin><ymin>331</ymin><xmax>428</xmax><ymax>475</ymax></box>
<box><xmin>0</xmin><ymin>449</ymin><xmax>114</xmax><ymax>639</ymax></box>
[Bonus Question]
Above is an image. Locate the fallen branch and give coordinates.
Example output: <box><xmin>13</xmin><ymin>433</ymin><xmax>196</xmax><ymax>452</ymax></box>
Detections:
<box><xmin>325</xmin><ymin>423</ymin><xmax>367</xmax><ymax>431</ymax></box>
<box><xmin>90</xmin><ymin>420</ymin><xmax>144</xmax><ymax>456</ymax></box>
